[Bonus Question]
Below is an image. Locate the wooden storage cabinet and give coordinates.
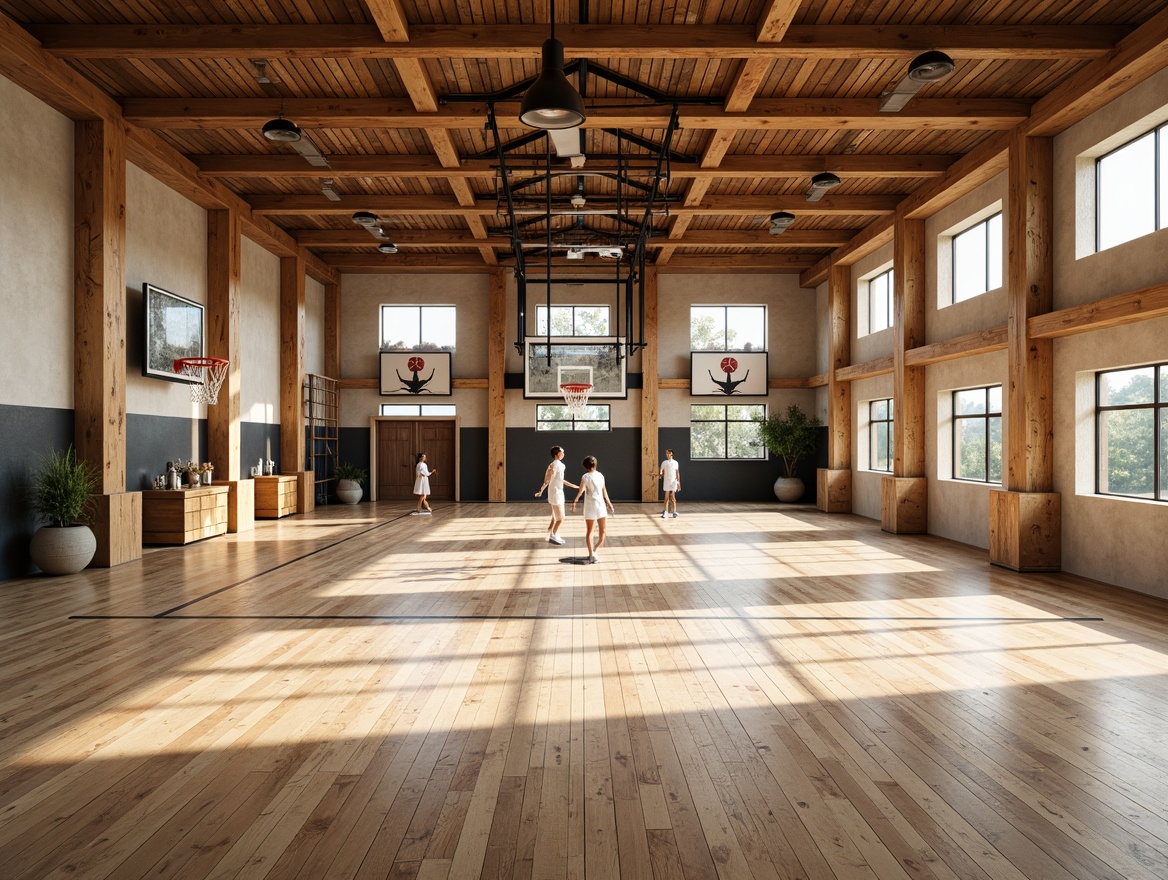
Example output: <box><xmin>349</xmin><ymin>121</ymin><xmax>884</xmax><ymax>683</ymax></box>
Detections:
<box><xmin>254</xmin><ymin>475</ymin><xmax>299</xmax><ymax>518</ymax></box>
<box><xmin>141</xmin><ymin>486</ymin><xmax>229</xmax><ymax>545</ymax></box>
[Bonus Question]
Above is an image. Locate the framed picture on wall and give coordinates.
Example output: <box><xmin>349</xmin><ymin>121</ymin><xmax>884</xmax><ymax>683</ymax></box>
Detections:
<box><xmin>690</xmin><ymin>351</ymin><xmax>769</xmax><ymax>396</ymax></box>
<box><xmin>380</xmin><ymin>351</ymin><xmax>453</xmax><ymax>396</ymax></box>
<box><xmin>142</xmin><ymin>283</ymin><xmax>205</xmax><ymax>383</ymax></box>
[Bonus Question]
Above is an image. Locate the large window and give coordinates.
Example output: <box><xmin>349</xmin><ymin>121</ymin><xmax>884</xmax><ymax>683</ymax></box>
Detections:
<box><xmin>869</xmin><ymin>398</ymin><xmax>893</xmax><ymax>472</ymax></box>
<box><xmin>535</xmin><ymin>305</ymin><xmax>610</xmax><ymax>336</ymax></box>
<box><xmin>866</xmin><ymin>269</ymin><xmax>894</xmax><ymax>334</ymax></box>
<box><xmin>1097</xmin><ymin>364</ymin><xmax>1168</xmax><ymax>501</ymax></box>
<box><xmin>1097</xmin><ymin>123</ymin><xmax>1168</xmax><ymax>251</ymax></box>
<box><xmin>380</xmin><ymin>404</ymin><xmax>456</xmax><ymax>417</ymax></box>
<box><xmin>690</xmin><ymin>306</ymin><xmax>765</xmax><ymax>351</ymax></box>
<box><xmin>952</xmin><ymin>213</ymin><xmax>1003</xmax><ymax>302</ymax></box>
<box><xmin>380</xmin><ymin>305</ymin><xmax>456</xmax><ymax>351</ymax></box>
<box><xmin>536</xmin><ymin>403</ymin><xmax>611</xmax><ymax>431</ymax></box>
<box><xmin>690</xmin><ymin>404</ymin><xmax>766</xmax><ymax>459</ymax></box>
<box><xmin>953</xmin><ymin>386</ymin><xmax>1003</xmax><ymax>483</ymax></box>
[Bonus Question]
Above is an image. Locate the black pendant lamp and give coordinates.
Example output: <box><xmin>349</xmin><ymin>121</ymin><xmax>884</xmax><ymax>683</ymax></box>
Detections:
<box><xmin>519</xmin><ymin>0</ymin><xmax>585</xmax><ymax>129</ymax></box>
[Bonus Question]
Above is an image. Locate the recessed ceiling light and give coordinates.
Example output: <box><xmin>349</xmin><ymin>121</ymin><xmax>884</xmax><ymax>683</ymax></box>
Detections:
<box><xmin>261</xmin><ymin>117</ymin><xmax>301</xmax><ymax>143</ymax></box>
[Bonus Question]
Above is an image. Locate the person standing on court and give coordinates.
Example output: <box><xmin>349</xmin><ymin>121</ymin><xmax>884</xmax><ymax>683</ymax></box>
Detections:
<box><xmin>412</xmin><ymin>452</ymin><xmax>436</xmax><ymax>515</ymax></box>
<box><xmin>571</xmin><ymin>455</ymin><xmax>614</xmax><ymax>564</ymax></box>
<box><xmin>534</xmin><ymin>445</ymin><xmax>578</xmax><ymax>545</ymax></box>
<box><xmin>659</xmin><ymin>448</ymin><xmax>681</xmax><ymax>518</ymax></box>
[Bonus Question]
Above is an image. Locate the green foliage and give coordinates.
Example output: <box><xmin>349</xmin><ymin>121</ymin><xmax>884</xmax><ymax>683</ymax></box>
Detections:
<box><xmin>335</xmin><ymin>461</ymin><xmax>368</xmax><ymax>484</ymax></box>
<box><xmin>754</xmin><ymin>404</ymin><xmax>820</xmax><ymax>477</ymax></box>
<box><xmin>690</xmin><ymin>314</ymin><xmax>737</xmax><ymax>351</ymax></box>
<box><xmin>29</xmin><ymin>446</ymin><xmax>100</xmax><ymax>528</ymax></box>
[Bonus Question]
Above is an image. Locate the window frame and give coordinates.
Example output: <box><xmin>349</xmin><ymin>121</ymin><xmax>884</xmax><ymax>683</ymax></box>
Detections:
<box><xmin>951</xmin><ymin>212</ymin><xmax>1003</xmax><ymax>303</ymax></box>
<box><xmin>379</xmin><ymin>304</ymin><xmax>456</xmax><ymax>351</ymax></box>
<box><xmin>689</xmin><ymin>305</ymin><xmax>767</xmax><ymax>352</ymax></box>
<box><xmin>534</xmin><ymin>304</ymin><xmax>611</xmax><ymax>337</ymax></box>
<box><xmin>1095</xmin><ymin>124</ymin><xmax>1165</xmax><ymax>253</ymax></box>
<box><xmin>868</xmin><ymin>398</ymin><xmax>894</xmax><ymax>473</ymax></box>
<box><xmin>1095</xmin><ymin>363</ymin><xmax>1166</xmax><ymax>502</ymax></box>
<box><xmin>866</xmin><ymin>268</ymin><xmax>894</xmax><ymax>334</ymax></box>
<box><xmin>951</xmin><ymin>385</ymin><xmax>1003</xmax><ymax>484</ymax></box>
<box><xmin>535</xmin><ymin>402</ymin><xmax>612</xmax><ymax>432</ymax></box>
<box><xmin>379</xmin><ymin>404</ymin><xmax>457</xmax><ymax>417</ymax></box>
<box><xmin>689</xmin><ymin>403</ymin><xmax>767</xmax><ymax>460</ymax></box>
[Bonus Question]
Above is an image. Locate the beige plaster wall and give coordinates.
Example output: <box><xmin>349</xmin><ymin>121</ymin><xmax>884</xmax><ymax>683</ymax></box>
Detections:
<box><xmin>125</xmin><ymin>163</ymin><xmax>208</xmax><ymax>419</ymax></box>
<box><xmin>925</xmin><ymin>350</ymin><xmax>1008</xmax><ymax>548</ymax></box>
<box><xmin>1054</xmin><ymin>64</ymin><xmax>1168</xmax><ymax>307</ymax></box>
<box><xmin>240</xmin><ymin>237</ymin><xmax>280</xmax><ymax>424</ymax></box>
<box><xmin>305</xmin><ymin>276</ymin><xmax>325</xmax><ymax>377</ymax></box>
<box><xmin>340</xmin><ymin>272</ymin><xmax>490</xmax><ymax>429</ymax></box>
<box><xmin>0</xmin><ymin>76</ymin><xmax>74</xmax><ymax>410</ymax></box>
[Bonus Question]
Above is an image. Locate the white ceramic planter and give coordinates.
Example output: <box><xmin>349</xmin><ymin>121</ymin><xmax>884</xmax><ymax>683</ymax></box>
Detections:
<box><xmin>30</xmin><ymin>524</ymin><xmax>97</xmax><ymax>575</ymax></box>
<box><xmin>773</xmin><ymin>476</ymin><xmax>804</xmax><ymax>503</ymax></box>
<box><xmin>336</xmin><ymin>479</ymin><xmax>364</xmax><ymax>504</ymax></box>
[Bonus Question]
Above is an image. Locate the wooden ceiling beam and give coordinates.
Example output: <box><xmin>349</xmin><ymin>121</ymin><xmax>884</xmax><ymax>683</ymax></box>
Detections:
<box><xmin>125</xmin><ymin>98</ymin><xmax>1029</xmax><ymax>131</ymax></box>
<box><xmin>362</xmin><ymin>0</ymin><xmax>410</xmax><ymax>42</ymax></box>
<box><xmin>323</xmin><ymin>253</ymin><xmax>491</xmax><ymax>272</ymax></box>
<box><xmin>32</xmin><ymin>24</ymin><xmax>1127</xmax><ymax>61</ymax></box>
<box><xmin>756</xmin><ymin>0</ymin><xmax>804</xmax><ymax>43</ymax></box>
<box><xmin>191</xmin><ymin>153</ymin><xmax>955</xmax><ymax>179</ymax></box>
<box><xmin>293</xmin><ymin>228</ymin><xmax>854</xmax><ymax>248</ymax></box>
<box><xmin>657</xmin><ymin>254</ymin><xmax>816</xmax><ymax>272</ymax></box>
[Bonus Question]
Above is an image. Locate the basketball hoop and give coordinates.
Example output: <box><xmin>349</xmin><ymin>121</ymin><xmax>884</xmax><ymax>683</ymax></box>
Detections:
<box><xmin>559</xmin><ymin>382</ymin><xmax>593</xmax><ymax>419</ymax></box>
<box><xmin>174</xmin><ymin>357</ymin><xmax>229</xmax><ymax>405</ymax></box>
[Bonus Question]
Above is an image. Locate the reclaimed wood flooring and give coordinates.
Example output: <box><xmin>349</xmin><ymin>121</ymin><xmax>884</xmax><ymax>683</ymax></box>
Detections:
<box><xmin>1</xmin><ymin>501</ymin><xmax>1167</xmax><ymax>879</ymax></box>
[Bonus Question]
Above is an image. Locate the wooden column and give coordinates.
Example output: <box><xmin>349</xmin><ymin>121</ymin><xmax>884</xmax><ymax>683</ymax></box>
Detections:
<box><xmin>74</xmin><ymin>117</ymin><xmax>140</xmax><ymax>568</ymax></box>
<box><xmin>641</xmin><ymin>267</ymin><xmax>660</xmax><ymax>501</ymax></box>
<box><xmin>818</xmin><ymin>262</ymin><xmax>852</xmax><ymax>512</ymax></box>
<box><xmin>324</xmin><ymin>281</ymin><xmax>341</xmax><ymax>380</ymax></box>
<box><xmin>279</xmin><ymin>255</ymin><xmax>311</xmax><ymax>511</ymax></box>
<box><xmin>206</xmin><ymin>209</ymin><xmax>252</xmax><ymax>532</ymax></box>
<box><xmin>488</xmin><ymin>268</ymin><xmax>507</xmax><ymax>501</ymax></box>
<box><xmin>990</xmin><ymin>132</ymin><xmax>1060</xmax><ymax>571</ymax></box>
<box><xmin>882</xmin><ymin>218</ymin><xmax>928</xmax><ymax>533</ymax></box>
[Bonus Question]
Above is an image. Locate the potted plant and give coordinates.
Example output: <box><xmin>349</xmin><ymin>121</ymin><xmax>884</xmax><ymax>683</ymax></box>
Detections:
<box><xmin>334</xmin><ymin>462</ymin><xmax>368</xmax><ymax>504</ymax></box>
<box><xmin>28</xmin><ymin>445</ymin><xmax>100</xmax><ymax>574</ymax></box>
<box><xmin>754</xmin><ymin>404</ymin><xmax>821</xmax><ymax>502</ymax></box>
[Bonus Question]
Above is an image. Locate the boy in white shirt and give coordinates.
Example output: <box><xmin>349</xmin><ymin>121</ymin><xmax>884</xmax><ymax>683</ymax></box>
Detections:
<box><xmin>659</xmin><ymin>449</ymin><xmax>680</xmax><ymax>518</ymax></box>
<box><xmin>534</xmin><ymin>446</ymin><xmax>577</xmax><ymax>544</ymax></box>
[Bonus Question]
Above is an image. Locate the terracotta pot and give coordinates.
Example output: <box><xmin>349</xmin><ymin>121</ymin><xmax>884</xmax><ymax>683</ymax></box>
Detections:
<box><xmin>773</xmin><ymin>476</ymin><xmax>804</xmax><ymax>503</ymax></box>
<box><xmin>29</xmin><ymin>524</ymin><xmax>97</xmax><ymax>575</ymax></box>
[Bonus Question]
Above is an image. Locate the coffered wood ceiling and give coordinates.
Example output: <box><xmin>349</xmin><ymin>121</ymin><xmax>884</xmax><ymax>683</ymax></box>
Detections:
<box><xmin>2</xmin><ymin>0</ymin><xmax>1166</xmax><ymax>277</ymax></box>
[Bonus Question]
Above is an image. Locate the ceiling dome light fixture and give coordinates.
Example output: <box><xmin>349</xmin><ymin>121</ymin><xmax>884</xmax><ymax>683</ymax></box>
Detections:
<box><xmin>907</xmin><ymin>50</ymin><xmax>955</xmax><ymax>83</ymax></box>
<box><xmin>519</xmin><ymin>0</ymin><xmax>586</xmax><ymax>130</ymax></box>
<box><xmin>351</xmin><ymin>211</ymin><xmax>379</xmax><ymax>226</ymax></box>
<box><xmin>377</xmin><ymin>242</ymin><xmax>399</xmax><ymax>254</ymax></box>
<box><xmin>805</xmin><ymin>172</ymin><xmax>841</xmax><ymax>203</ymax></box>
<box><xmin>769</xmin><ymin>211</ymin><xmax>796</xmax><ymax>235</ymax></box>
<box><xmin>261</xmin><ymin>116</ymin><xmax>302</xmax><ymax>143</ymax></box>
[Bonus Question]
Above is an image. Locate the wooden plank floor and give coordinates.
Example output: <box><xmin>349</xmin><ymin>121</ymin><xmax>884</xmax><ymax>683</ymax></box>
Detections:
<box><xmin>2</xmin><ymin>501</ymin><xmax>1168</xmax><ymax>879</ymax></box>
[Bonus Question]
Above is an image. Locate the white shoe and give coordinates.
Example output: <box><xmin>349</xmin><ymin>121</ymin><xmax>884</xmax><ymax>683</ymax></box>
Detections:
<box><xmin>548</xmin><ymin>534</ymin><xmax>565</xmax><ymax>545</ymax></box>
<box><xmin>589</xmin><ymin>555</ymin><xmax>599</xmax><ymax>563</ymax></box>
<box><xmin>421</xmin><ymin>509</ymin><xmax>432</xmax><ymax>515</ymax></box>
<box><xmin>661</xmin><ymin>511</ymin><xmax>668</xmax><ymax>518</ymax></box>
<box><xmin>410</xmin><ymin>511</ymin><xmax>421</xmax><ymax>515</ymax></box>
<box><xmin>672</xmin><ymin>512</ymin><xmax>679</xmax><ymax>518</ymax></box>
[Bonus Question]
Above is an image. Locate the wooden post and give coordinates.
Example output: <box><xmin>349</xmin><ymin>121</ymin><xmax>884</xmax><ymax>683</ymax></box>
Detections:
<box><xmin>279</xmin><ymin>255</ymin><xmax>309</xmax><ymax>511</ymax></box>
<box><xmin>488</xmin><ymin>268</ymin><xmax>507</xmax><ymax>501</ymax></box>
<box><xmin>882</xmin><ymin>218</ymin><xmax>928</xmax><ymax>533</ymax></box>
<box><xmin>74</xmin><ymin>117</ymin><xmax>140</xmax><ymax>567</ymax></box>
<box><xmin>641</xmin><ymin>267</ymin><xmax>660</xmax><ymax>501</ymax></box>
<box><xmin>207</xmin><ymin>209</ymin><xmax>251</xmax><ymax>532</ymax></box>
<box><xmin>818</xmin><ymin>262</ymin><xmax>852</xmax><ymax>512</ymax></box>
<box><xmin>990</xmin><ymin>131</ymin><xmax>1060</xmax><ymax>571</ymax></box>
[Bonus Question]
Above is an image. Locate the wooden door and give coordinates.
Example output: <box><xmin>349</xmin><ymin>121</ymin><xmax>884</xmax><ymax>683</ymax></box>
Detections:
<box><xmin>418</xmin><ymin>420</ymin><xmax>455</xmax><ymax>501</ymax></box>
<box><xmin>377</xmin><ymin>420</ymin><xmax>416</xmax><ymax>501</ymax></box>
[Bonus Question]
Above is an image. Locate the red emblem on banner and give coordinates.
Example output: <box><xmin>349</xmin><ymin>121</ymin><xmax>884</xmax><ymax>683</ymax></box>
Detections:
<box><xmin>720</xmin><ymin>357</ymin><xmax>738</xmax><ymax>373</ymax></box>
<box><xmin>407</xmin><ymin>356</ymin><xmax>425</xmax><ymax>372</ymax></box>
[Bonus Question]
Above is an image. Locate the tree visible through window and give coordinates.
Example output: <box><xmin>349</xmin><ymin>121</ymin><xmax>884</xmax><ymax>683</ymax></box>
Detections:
<box><xmin>690</xmin><ymin>306</ymin><xmax>765</xmax><ymax>351</ymax></box>
<box><xmin>1097</xmin><ymin>364</ymin><xmax>1167</xmax><ymax>501</ymax></box>
<box><xmin>536</xmin><ymin>403</ymin><xmax>610</xmax><ymax>431</ymax></box>
<box><xmin>380</xmin><ymin>305</ymin><xmax>456</xmax><ymax>351</ymax></box>
<box><xmin>869</xmin><ymin>398</ymin><xmax>893</xmax><ymax>472</ymax></box>
<box><xmin>953</xmin><ymin>386</ymin><xmax>1002</xmax><ymax>483</ymax></box>
<box><xmin>691</xmin><ymin>404</ymin><xmax>766</xmax><ymax>459</ymax></box>
<box><xmin>535</xmin><ymin>305</ymin><xmax>610</xmax><ymax>336</ymax></box>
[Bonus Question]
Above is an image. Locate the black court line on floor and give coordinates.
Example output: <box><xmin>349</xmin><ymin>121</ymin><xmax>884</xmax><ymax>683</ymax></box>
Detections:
<box><xmin>70</xmin><ymin>509</ymin><xmax>422</xmax><ymax>620</ymax></box>
<box><xmin>69</xmin><ymin>614</ymin><xmax>1106</xmax><ymax>623</ymax></box>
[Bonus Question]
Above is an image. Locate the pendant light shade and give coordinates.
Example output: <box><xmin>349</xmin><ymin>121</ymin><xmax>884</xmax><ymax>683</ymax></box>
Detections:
<box><xmin>519</xmin><ymin>37</ymin><xmax>586</xmax><ymax>129</ymax></box>
<box><xmin>262</xmin><ymin>117</ymin><xmax>302</xmax><ymax>142</ymax></box>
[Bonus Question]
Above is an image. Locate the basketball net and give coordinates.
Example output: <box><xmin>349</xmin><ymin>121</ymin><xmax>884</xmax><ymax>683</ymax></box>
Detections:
<box><xmin>559</xmin><ymin>382</ymin><xmax>593</xmax><ymax>419</ymax></box>
<box><xmin>174</xmin><ymin>357</ymin><xmax>229</xmax><ymax>405</ymax></box>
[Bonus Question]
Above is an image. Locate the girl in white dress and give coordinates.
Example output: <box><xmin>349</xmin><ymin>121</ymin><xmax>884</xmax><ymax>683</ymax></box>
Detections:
<box><xmin>412</xmin><ymin>452</ymin><xmax>437</xmax><ymax>515</ymax></box>
<box><xmin>571</xmin><ymin>455</ymin><xmax>614</xmax><ymax>563</ymax></box>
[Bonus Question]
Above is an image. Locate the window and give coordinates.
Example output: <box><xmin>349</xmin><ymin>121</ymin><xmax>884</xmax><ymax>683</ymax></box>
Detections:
<box><xmin>952</xmin><ymin>213</ymin><xmax>1002</xmax><ymax>302</ymax></box>
<box><xmin>690</xmin><ymin>404</ymin><xmax>766</xmax><ymax>459</ymax></box>
<box><xmin>1097</xmin><ymin>124</ymin><xmax>1168</xmax><ymax>251</ymax></box>
<box><xmin>1096</xmin><ymin>364</ymin><xmax>1168</xmax><ymax>501</ymax></box>
<box><xmin>535</xmin><ymin>305</ymin><xmax>610</xmax><ymax>336</ymax></box>
<box><xmin>380</xmin><ymin>404</ymin><xmax>456</xmax><ymax>417</ymax></box>
<box><xmin>380</xmin><ymin>305</ymin><xmax>456</xmax><ymax>351</ymax></box>
<box><xmin>690</xmin><ymin>306</ymin><xmax>765</xmax><ymax>351</ymax></box>
<box><xmin>866</xmin><ymin>269</ymin><xmax>893</xmax><ymax>333</ymax></box>
<box><xmin>952</xmin><ymin>386</ymin><xmax>1003</xmax><ymax>483</ymax></box>
<box><xmin>536</xmin><ymin>403</ymin><xmax>611</xmax><ymax>431</ymax></box>
<box><xmin>869</xmin><ymin>398</ymin><xmax>893</xmax><ymax>472</ymax></box>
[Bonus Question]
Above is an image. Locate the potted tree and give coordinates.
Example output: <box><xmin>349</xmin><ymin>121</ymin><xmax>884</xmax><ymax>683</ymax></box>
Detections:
<box><xmin>28</xmin><ymin>445</ymin><xmax>100</xmax><ymax>574</ymax></box>
<box><xmin>334</xmin><ymin>462</ymin><xmax>368</xmax><ymax>504</ymax></box>
<box><xmin>754</xmin><ymin>404</ymin><xmax>821</xmax><ymax>502</ymax></box>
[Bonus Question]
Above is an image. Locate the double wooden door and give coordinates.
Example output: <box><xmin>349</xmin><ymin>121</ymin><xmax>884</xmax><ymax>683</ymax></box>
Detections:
<box><xmin>375</xmin><ymin>419</ymin><xmax>456</xmax><ymax>502</ymax></box>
